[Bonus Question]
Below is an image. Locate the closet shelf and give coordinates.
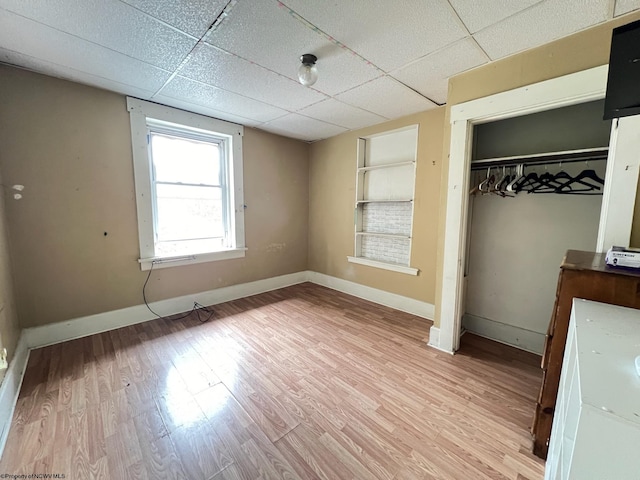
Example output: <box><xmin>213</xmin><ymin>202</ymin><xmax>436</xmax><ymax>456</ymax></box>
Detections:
<box><xmin>356</xmin><ymin>232</ymin><xmax>411</xmax><ymax>239</ymax></box>
<box><xmin>357</xmin><ymin>160</ymin><xmax>415</xmax><ymax>172</ymax></box>
<box><xmin>470</xmin><ymin>147</ymin><xmax>608</xmax><ymax>170</ymax></box>
<box><xmin>356</xmin><ymin>199</ymin><xmax>413</xmax><ymax>204</ymax></box>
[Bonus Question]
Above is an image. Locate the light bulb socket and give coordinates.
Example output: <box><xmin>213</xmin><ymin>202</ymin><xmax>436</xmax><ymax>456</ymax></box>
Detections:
<box><xmin>300</xmin><ymin>53</ymin><xmax>317</xmax><ymax>66</ymax></box>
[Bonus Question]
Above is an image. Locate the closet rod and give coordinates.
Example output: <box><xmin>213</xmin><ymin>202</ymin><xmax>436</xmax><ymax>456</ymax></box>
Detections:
<box><xmin>470</xmin><ymin>147</ymin><xmax>608</xmax><ymax>170</ymax></box>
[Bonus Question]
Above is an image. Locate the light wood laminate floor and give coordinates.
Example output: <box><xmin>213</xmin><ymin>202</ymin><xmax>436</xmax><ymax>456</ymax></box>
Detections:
<box><xmin>0</xmin><ymin>283</ymin><xmax>545</xmax><ymax>479</ymax></box>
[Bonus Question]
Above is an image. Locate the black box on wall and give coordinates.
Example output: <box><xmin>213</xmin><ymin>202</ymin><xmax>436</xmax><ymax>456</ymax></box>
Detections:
<box><xmin>604</xmin><ymin>18</ymin><xmax>640</xmax><ymax>120</ymax></box>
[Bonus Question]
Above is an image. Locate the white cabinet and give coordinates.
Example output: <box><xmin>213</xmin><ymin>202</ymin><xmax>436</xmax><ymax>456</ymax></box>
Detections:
<box><xmin>545</xmin><ymin>299</ymin><xmax>640</xmax><ymax>480</ymax></box>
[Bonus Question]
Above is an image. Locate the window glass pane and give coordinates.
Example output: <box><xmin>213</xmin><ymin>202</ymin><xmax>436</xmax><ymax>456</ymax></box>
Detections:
<box><xmin>151</xmin><ymin>133</ymin><xmax>220</xmax><ymax>185</ymax></box>
<box><xmin>155</xmin><ymin>184</ymin><xmax>223</xmax><ymax>242</ymax></box>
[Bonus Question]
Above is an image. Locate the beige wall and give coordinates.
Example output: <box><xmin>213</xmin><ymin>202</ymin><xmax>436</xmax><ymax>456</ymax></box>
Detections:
<box><xmin>0</xmin><ymin>168</ymin><xmax>21</xmax><ymax>368</ymax></box>
<box><xmin>308</xmin><ymin>108</ymin><xmax>444</xmax><ymax>304</ymax></box>
<box><xmin>2</xmin><ymin>12</ymin><xmax>639</xmax><ymax>333</ymax></box>
<box><xmin>433</xmin><ymin>11</ymin><xmax>640</xmax><ymax>328</ymax></box>
<box><xmin>0</xmin><ymin>65</ymin><xmax>309</xmax><ymax>328</ymax></box>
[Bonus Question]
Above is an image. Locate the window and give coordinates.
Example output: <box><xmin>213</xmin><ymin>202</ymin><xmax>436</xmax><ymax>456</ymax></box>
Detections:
<box><xmin>127</xmin><ymin>98</ymin><xmax>245</xmax><ymax>270</ymax></box>
<box><xmin>348</xmin><ymin>125</ymin><xmax>419</xmax><ymax>275</ymax></box>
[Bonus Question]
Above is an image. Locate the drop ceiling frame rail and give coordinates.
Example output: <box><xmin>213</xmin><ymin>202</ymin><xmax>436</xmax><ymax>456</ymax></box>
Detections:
<box><xmin>470</xmin><ymin>147</ymin><xmax>608</xmax><ymax>170</ymax></box>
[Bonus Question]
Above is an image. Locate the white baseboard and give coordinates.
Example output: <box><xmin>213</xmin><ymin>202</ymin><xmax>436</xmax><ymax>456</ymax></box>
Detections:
<box><xmin>428</xmin><ymin>325</ymin><xmax>439</xmax><ymax>345</ymax></box>
<box><xmin>306</xmin><ymin>271</ymin><xmax>435</xmax><ymax>320</ymax></box>
<box><xmin>426</xmin><ymin>325</ymin><xmax>454</xmax><ymax>354</ymax></box>
<box><xmin>0</xmin><ymin>269</ymin><xmax>441</xmax><ymax>461</ymax></box>
<box><xmin>24</xmin><ymin>271</ymin><xmax>308</xmax><ymax>349</ymax></box>
<box><xmin>462</xmin><ymin>313</ymin><xmax>545</xmax><ymax>355</ymax></box>
<box><xmin>24</xmin><ymin>269</ymin><xmax>436</xmax><ymax>351</ymax></box>
<box><xmin>0</xmin><ymin>333</ymin><xmax>29</xmax><ymax>456</ymax></box>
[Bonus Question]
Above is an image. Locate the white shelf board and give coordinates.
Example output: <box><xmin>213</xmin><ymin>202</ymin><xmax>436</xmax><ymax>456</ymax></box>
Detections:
<box><xmin>356</xmin><ymin>232</ymin><xmax>411</xmax><ymax>239</ymax></box>
<box><xmin>356</xmin><ymin>199</ymin><xmax>413</xmax><ymax>204</ymax></box>
<box><xmin>347</xmin><ymin>256</ymin><xmax>419</xmax><ymax>276</ymax></box>
<box><xmin>358</xmin><ymin>160</ymin><xmax>415</xmax><ymax>172</ymax></box>
<box><xmin>471</xmin><ymin>146</ymin><xmax>609</xmax><ymax>167</ymax></box>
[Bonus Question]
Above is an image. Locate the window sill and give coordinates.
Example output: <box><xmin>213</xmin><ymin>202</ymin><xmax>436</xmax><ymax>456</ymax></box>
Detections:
<box><xmin>139</xmin><ymin>248</ymin><xmax>247</xmax><ymax>271</ymax></box>
<box><xmin>347</xmin><ymin>256</ymin><xmax>419</xmax><ymax>276</ymax></box>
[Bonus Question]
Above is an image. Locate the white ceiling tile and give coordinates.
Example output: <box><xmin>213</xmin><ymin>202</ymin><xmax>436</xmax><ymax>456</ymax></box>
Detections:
<box><xmin>180</xmin><ymin>44</ymin><xmax>328</xmax><ymax>111</ymax></box>
<box><xmin>474</xmin><ymin>0</ymin><xmax>610</xmax><ymax>60</ymax></box>
<box><xmin>206</xmin><ymin>0</ymin><xmax>381</xmax><ymax>95</ymax></box>
<box><xmin>614</xmin><ymin>0</ymin><xmax>640</xmax><ymax>16</ymax></box>
<box><xmin>335</xmin><ymin>77</ymin><xmax>437</xmax><ymax>119</ymax></box>
<box><xmin>0</xmin><ymin>10</ymin><xmax>172</xmax><ymax>92</ymax></box>
<box><xmin>0</xmin><ymin>0</ymin><xmax>196</xmax><ymax>70</ymax></box>
<box><xmin>392</xmin><ymin>38</ymin><xmax>489</xmax><ymax>104</ymax></box>
<box><xmin>297</xmin><ymin>99</ymin><xmax>387</xmax><ymax>130</ymax></box>
<box><xmin>119</xmin><ymin>0</ymin><xmax>226</xmax><ymax>37</ymax></box>
<box><xmin>279</xmin><ymin>0</ymin><xmax>467</xmax><ymax>71</ymax></box>
<box><xmin>0</xmin><ymin>48</ymin><xmax>156</xmax><ymax>99</ymax></box>
<box><xmin>448</xmin><ymin>0</ymin><xmax>544</xmax><ymax>33</ymax></box>
<box><xmin>262</xmin><ymin>114</ymin><xmax>347</xmax><ymax>142</ymax></box>
<box><xmin>152</xmin><ymin>95</ymin><xmax>263</xmax><ymax>127</ymax></box>
<box><xmin>158</xmin><ymin>76</ymin><xmax>289</xmax><ymax>123</ymax></box>
<box><xmin>0</xmin><ymin>0</ymin><xmax>628</xmax><ymax>142</ymax></box>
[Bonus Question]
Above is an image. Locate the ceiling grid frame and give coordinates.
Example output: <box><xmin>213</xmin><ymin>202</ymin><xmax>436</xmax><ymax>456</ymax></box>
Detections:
<box><xmin>0</xmin><ymin>0</ymin><xmax>638</xmax><ymax>141</ymax></box>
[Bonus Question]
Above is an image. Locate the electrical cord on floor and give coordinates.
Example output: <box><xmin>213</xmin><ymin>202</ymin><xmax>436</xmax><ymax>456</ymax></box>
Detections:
<box><xmin>143</xmin><ymin>261</ymin><xmax>215</xmax><ymax>323</ymax></box>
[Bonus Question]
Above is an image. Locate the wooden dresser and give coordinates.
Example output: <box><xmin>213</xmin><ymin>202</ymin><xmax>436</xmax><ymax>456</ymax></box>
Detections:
<box><xmin>532</xmin><ymin>250</ymin><xmax>640</xmax><ymax>459</ymax></box>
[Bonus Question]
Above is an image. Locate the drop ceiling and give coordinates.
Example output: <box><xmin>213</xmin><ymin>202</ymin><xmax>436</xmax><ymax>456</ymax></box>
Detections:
<box><xmin>0</xmin><ymin>0</ymin><xmax>638</xmax><ymax>142</ymax></box>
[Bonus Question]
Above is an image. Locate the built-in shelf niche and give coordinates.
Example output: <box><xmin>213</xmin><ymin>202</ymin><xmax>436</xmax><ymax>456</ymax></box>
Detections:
<box><xmin>348</xmin><ymin>124</ymin><xmax>419</xmax><ymax>275</ymax></box>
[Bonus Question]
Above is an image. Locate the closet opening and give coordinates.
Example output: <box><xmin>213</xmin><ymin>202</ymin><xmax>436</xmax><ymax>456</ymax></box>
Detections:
<box><xmin>437</xmin><ymin>65</ymin><xmax>640</xmax><ymax>355</ymax></box>
<box><xmin>462</xmin><ymin>100</ymin><xmax>612</xmax><ymax>354</ymax></box>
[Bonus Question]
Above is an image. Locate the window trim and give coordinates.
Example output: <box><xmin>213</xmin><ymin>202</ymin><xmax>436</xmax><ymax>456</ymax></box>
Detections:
<box><xmin>127</xmin><ymin>98</ymin><xmax>245</xmax><ymax>270</ymax></box>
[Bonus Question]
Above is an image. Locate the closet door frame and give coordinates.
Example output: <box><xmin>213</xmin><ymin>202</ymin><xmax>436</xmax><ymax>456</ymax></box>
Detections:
<box><xmin>434</xmin><ymin>64</ymin><xmax>640</xmax><ymax>354</ymax></box>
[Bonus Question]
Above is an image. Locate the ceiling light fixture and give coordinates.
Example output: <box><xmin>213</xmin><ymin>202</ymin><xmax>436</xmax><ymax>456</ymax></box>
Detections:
<box><xmin>298</xmin><ymin>54</ymin><xmax>318</xmax><ymax>87</ymax></box>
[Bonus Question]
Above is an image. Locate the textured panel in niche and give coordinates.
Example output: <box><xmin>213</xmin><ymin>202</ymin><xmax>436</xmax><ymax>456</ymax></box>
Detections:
<box><xmin>362</xmin><ymin>203</ymin><xmax>412</xmax><ymax>236</ymax></box>
<box><xmin>361</xmin><ymin>236</ymin><xmax>410</xmax><ymax>266</ymax></box>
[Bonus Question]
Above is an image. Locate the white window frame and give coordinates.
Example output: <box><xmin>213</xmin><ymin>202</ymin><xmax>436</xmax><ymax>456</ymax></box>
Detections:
<box><xmin>127</xmin><ymin>98</ymin><xmax>246</xmax><ymax>270</ymax></box>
